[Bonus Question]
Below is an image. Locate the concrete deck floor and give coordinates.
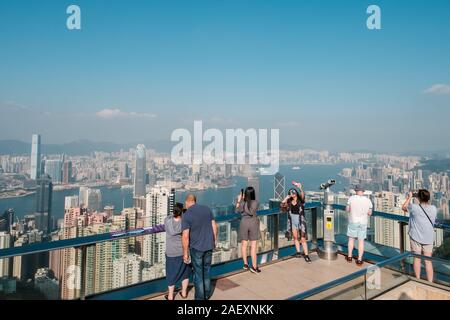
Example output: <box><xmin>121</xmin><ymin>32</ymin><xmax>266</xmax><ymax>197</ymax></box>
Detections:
<box><xmin>148</xmin><ymin>252</ymin><xmax>368</xmax><ymax>300</ymax></box>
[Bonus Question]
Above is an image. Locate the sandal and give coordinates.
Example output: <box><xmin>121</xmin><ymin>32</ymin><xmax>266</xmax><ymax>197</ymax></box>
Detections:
<box><xmin>356</xmin><ymin>259</ymin><xmax>364</xmax><ymax>266</ymax></box>
<box><xmin>345</xmin><ymin>256</ymin><xmax>353</xmax><ymax>263</ymax></box>
<box><xmin>164</xmin><ymin>294</ymin><xmax>174</xmax><ymax>300</ymax></box>
<box><xmin>179</xmin><ymin>292</ymin><xmax>188</xmax><ymax>299</ymax></box>
<box><xmin>303</xmin><ymin>255</ymin><xmax>312</xmax><ymax>264</ymax></box>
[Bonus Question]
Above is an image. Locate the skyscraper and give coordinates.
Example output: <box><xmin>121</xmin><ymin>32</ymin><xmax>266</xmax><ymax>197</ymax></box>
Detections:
<box><xmin>0</xmin><ymin>209</ymin><xmax>14</xmax><ymax>233</ymax></box>
<box><xmin>143</xmin><ymin>187</ymin><xmax>174</xmax><ymax>265</ymax></box>
<box><xmin>30</xmin><ymin>134</ymin><xmax>41</xmax><ymax>180</ymax></box>
<box><xmin>64</xmin><ymin>196</ymin><xmax>79</xmax><ymax>210</ymax></box>
<box><xmin>44</xmin><ymin>159</ymin><xmax>63</xmax><ymax>184</ymax></box>
<box><xmin>79</xmin><ymin>186</ymin><xmax>89</xmax><ymax>207</ymax></box>
<box><xmin>35</xmin><ymin>174</ymin><xmax>53</xmax><ymax>234</ymax></box>
<box><xmin>62</xmin><ymin>161</ymin><xmax>73</xmax><ymax>184</ymax></box>
<box><xmin>86</xmin><ymin>189</ymin><xmax>102</xmax><ymax>212</ymax></box>
<box><xmin>273</xmin><ymin>172</ymin><xmax>285</xmax><ymax>201</ymax></box>
<box><xmin>0</xmin><ymin>232</ymin><xmax>11</xmax><ymax>277</ymax></box>
<box><xmin>247</xmin><ymin>176</ymin><xmax>260</xmax><ymax>202</ymax></box>
<box><xmin>134</xmin><ymin>144</ymin><xmax>147</xmax><ymax>197</ymax></box>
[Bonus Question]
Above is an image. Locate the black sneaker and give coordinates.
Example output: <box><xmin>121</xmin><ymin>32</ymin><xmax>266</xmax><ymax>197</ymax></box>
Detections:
<box><xmin>250</xmin><ymin>266</ymin><xmax>261</xmax><ymax>274</ymax></box>
<box><xmin>294</xmin><ymin>252</ymin><xmax>302</xmax><ymax>258</ymax></box>
<box><xmin>303</xmin><ymin>255</ymin><xmax>312</xmax><ymax>264</ymax></box>
<box><xmin>243</xmin><ymin>264</ymin><xmax>249</xmax><ymax>270</ymax></box>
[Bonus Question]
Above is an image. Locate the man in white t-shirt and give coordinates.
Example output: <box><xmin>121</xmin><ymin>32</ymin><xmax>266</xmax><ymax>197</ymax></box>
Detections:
<box><xmin>345</xmin><ymin>185</ymin><xmax>373</xmax><ymax>266</ymax></box>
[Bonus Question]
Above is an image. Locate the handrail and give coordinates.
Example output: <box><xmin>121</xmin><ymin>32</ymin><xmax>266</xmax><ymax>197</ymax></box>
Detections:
<box><xmin>287</xmin><ymin>252</ymin><xmax>412</xmax><ymax>300</ymax></box>
<box><xmin>332</xmin><ymin>204</ymin><xmax>450</xmax><ymax>230</ymax></box>
<box><xmin>0</xmin><ymin>202</ymin><xmax>322</xmax><ymax>259</ymax></box>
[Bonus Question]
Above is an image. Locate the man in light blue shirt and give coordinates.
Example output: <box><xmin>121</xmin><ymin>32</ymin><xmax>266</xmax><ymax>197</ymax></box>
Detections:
<box><xmin>402</xmin><ymin>189</ymin><xmax>437</xmax><ymax>282</ymax></box>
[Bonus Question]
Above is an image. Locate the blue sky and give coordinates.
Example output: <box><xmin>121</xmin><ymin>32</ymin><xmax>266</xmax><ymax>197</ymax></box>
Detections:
<box><xmin>0</xmin><ymin>0</ymin><xmax>450</xmax><ymax>152</ymax></box>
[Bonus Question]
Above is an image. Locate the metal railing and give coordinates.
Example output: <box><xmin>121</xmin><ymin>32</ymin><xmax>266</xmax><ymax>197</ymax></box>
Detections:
<box><xmin>287</xmin><ymin>252</ymin><xmax>450</xmax><ymax>300</ymax></box>
<box><xmin>0</xmin><ymin>201</ymin><xmax>448</xmax><ymax>300</ymax></box>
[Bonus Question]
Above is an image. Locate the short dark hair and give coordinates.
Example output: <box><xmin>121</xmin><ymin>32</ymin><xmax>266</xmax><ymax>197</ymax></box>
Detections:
<box><xmin>173</xmin><ymin>202</ymin><xmax>184</xmax><ymax>217</ymax></box>
<box><xmin>418</xmin><ymin>189</ymin><xmax>430</xmax><ymax>203</ymax></box>
<box><xmin>185</xmin><ymin>194</ymin><xmax>197</xmax><ymax>203</ymax></box>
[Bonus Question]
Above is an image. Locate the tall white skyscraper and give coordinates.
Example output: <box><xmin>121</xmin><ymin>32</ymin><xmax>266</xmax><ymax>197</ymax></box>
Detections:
<box><xmin>134</xmin><ymin>144</ymin><xmax>147</xmax><ymax>197</ymax></box>
<box><xmin>143</xmin><ymin>187</ymin><xmax>174</xmax><ymax>265</ymax></box>
<box><xmin>30</xmin><ymin>134</ymin><xmax>41</xmax><ymax>180</ymax></box>
<box><xmin>64</xmin><ymin>196</ymin><xmax>79</xmax><ymax>210</ymax></box>
<box><xmin>86</xmin><ymin>189</ymin><xmax>102</xmax><ymax>212</ymax></box>
<box><xmin>44</xmin><ymin>159</ymin><xmax>63</xmax><ymax>184</ymax></box>
<box><xmin>79</xmin><ymin>186</ymin><xmax>89</xmax><ymax>207</ymax></box>
<box><xmin>0</xmin><ymin>232</ymin><xmax>11</xmax><ymax>277</ymax></box>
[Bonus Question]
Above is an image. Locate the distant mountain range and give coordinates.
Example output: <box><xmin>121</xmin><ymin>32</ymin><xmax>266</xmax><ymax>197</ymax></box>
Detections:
<box><xmin>0</xmin><ymin>139</ymin><xmax>178</xmax><ymax>155</ymax></box>
<box><xmin>1</xmin><ymin>139</ymin><xmax>449</xmax><ymax>158</ymax></box>
<box><xmin>0</xmin><ymin>140</ymin><xmax>128</xmax><ymax>156</ymax></box>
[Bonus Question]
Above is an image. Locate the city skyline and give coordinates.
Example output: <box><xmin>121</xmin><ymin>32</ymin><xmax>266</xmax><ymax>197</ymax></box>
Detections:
<box><xmin>0</xmin><ymin>1</ymin><xmax>449</xmax><ymax>302</ymax></box>
<box><xmin>1</xmin><ymin>1</ymin><xmax>450</xmax><ymax>152</ymax></box>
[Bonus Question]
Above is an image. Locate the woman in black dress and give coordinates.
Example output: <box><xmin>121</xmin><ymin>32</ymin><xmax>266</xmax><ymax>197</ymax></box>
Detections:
<box><xmin>282</xmin><ymin>181</ymin><xmax>312</xmax><ymax>263</ymax></box>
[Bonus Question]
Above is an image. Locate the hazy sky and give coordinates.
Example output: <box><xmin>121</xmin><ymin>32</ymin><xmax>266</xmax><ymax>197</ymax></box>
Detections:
<box><xmin>1</xmin><ymin>0</ymin><xmax>450</xmax><ymax>152</ymax></box>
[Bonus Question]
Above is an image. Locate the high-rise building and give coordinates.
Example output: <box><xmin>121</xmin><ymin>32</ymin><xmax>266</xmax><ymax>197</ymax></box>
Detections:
<box><xmin>64</xmin><ymin>196</ymin><xmax>79</xmax><ymax>210</ymax></box>
<box><xmin>79</xmin><ymin>186</ymin><xmax>89</xmax><ymax>207</ymax></box>
<box><xmin>373</xmin><ymin>191</ymin><xmax>406</xmax><ymax>249</ymax></box>
<box><xmin>247</xmin><ymin>176</ymin><xmax>260</xmax><ymax>202</ymax></box>
<box><xmin>44</xmin><ymin>159</ymin><xmax>63</xmax><ymax>184</ymax></box>
<box><xmin>12</xmin><ymin>231</ymin><xmax>44</xmax><ymax>281</ymax></box>
<box><xmin>30</xmin><ymin>134</ymin><xmax>41</xmax><ymax>180</ymax></box>
<box><xmin>273</xmin><ymin>172</ymin><xmax>285</xmax><ymax>201</ymax></box>
<box><xmin>34</xmin><ymin>268</ymin><xmax>60</xmax><ymax>300</ymax></box>
<box><xmin>0</xmin><ymin>232</ymin><xmax>11</xmax><ymax>277</ymax></box>
<box><xmin>0</xmin><ymin>209</ymin><xmax>14</xmax><ymax>233</ymax></box>
<box><xmin>86</xmin><ymin>189</ymin><xmax>102</xmax><ymax>212</ymax></box>
<box><xmin>134</xmin><ymin>144</ymin><xmax>147</xmax><ymax>197</ymax></box>
<box><xmin>225</xmin><ymin>164</ymin><xmax>232</xmax><ymax>178</ymax></box>
<box><xmin>35</xmin><ymin>174</ymin><xmax>53</xmax><ymax>234</ymax></box>
<box><xmin>143</xmin><ymin>187</ymin><xmax>174</xmax><ymax>265</ymax></box>
<box><xmin>112</xmin><ymin>254</ymin><xmax>143</xmax><ymax>289</ymax></box>
<box><xmin>120</xmin><ymin>162</ymin><xmax>130</xmax><ymax>179</ymax></box>
<box><xmin>62</xmin><ymin>161</ymin><xmax>73</xmax><ymax>184</ymax></box>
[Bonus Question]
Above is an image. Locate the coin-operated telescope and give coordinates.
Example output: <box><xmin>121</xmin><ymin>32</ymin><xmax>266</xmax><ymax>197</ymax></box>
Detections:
<box><xmin>318</xmin><ymin>179</ymin><xmax>338</xmax><ymax>260</ymax></box>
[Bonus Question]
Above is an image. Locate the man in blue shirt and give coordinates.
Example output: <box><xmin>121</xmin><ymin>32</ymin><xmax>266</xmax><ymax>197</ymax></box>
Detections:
<box><xmin>182</xmin><ymin>194</ymin><xmax>217</xmax><ymax>300</ymax></box>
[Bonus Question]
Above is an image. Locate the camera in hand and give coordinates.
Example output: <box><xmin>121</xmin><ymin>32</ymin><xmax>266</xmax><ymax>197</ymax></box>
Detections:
<box><xmin>412</xmin><ymin>191</ymin><xmax>419</xmax><ymax>198</ymax></box>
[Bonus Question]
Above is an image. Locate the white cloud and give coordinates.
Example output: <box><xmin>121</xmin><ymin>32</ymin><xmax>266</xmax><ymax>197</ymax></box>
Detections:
<box><xmin>96</xmin><ymin>108</ymin><xmax>157</xmax><ymax>119</ymax></box>
<box><xmin>424</xmin><ymin>84</ymin><xmax>450</xmax><ymax>95</ymax></box>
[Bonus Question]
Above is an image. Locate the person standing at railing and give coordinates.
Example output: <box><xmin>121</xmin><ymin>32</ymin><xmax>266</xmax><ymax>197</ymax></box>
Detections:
<box><xmin>182</xmin><ymin>194</ymin><xmax>218</xmax><ymax>300</ymax></box>
<box><xmin>236</xmin><ymin>186</ymin><xmax>261</xmax><ymax>274</ymax></box>
<box><xmin>164</xmin><ymin>202</ymin><xmax>190</xmax><ymax>300</ymax></box>
<box><xmin>281</xmin><ymin>181</ymin><xmax>312</xmax><ymax>263</ymax></box>
<box><xmin>345</xmin><ymin>185</ymin><xmax>373</xmax><ymax>266</ymax></box>
<box><xmin>402</xmin><ymin>189</ymin><xmax>437</xmax><ymax>282</ymax></box>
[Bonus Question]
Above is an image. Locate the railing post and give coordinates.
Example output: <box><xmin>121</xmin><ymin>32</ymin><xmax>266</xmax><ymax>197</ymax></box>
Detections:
<box><xmin>273</xmin><ymin>213</ymin><xmax>279</xmax><ymax>260</ymax></box>
<box><xmin>399</xmin><ymin>221</ymin><xmax>407</xmax><ymax>271</ymax></box>
<box><xmin>311</xmin><ymin>207</ymin><xmax>318</xmax><ymax>247</ymax></box>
